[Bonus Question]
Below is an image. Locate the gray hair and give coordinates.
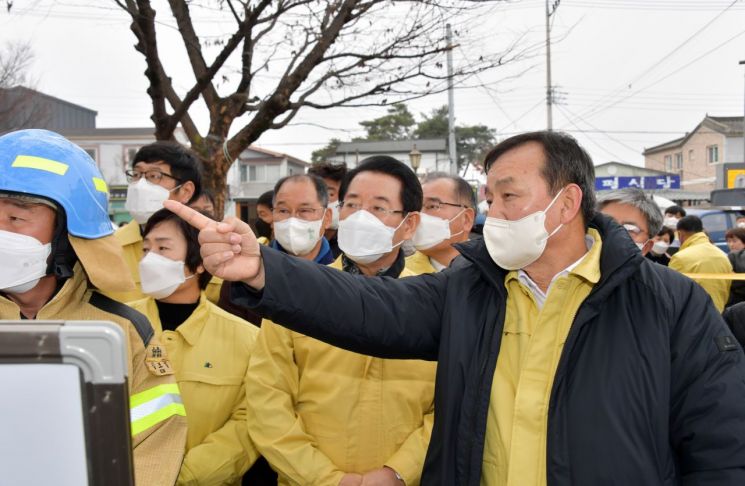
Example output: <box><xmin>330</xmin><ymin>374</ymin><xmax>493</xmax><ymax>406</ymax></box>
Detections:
<box><xmin>421</xmin><ymin>172</ymin><xmax>477</xmax><ymax>209</ymax></box>
<box><xmin>597</xmin><ymin>187</ymin><xmax>663</xmax><ymax>237</ymax></box>
<box><xmin>273</xmin><ymin>174</ymin><xmax>329</xmax><ymax>207</ymax></box>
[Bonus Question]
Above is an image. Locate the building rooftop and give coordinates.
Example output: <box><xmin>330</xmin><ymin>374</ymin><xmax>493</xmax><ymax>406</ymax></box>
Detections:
<box><xmin>59</xmin><ymin>127</ymin><xmax>155</xmax><ymax>138</ymax></box>
<box><xmin>335</xmin><ymin>138</ymin><xmax>447</xmax><ymax>154</ymax></box>
<box><xmin>644</xmin><ymin>115</ymin><xmax>744</xmax><ymax>155</ymax></box>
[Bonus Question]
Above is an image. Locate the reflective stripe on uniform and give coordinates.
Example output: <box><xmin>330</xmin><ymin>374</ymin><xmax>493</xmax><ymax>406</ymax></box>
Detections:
<box><xmin>130</xmin><ymin>383</ymin><xmax>186</xmax><ymax>436</ymax></box>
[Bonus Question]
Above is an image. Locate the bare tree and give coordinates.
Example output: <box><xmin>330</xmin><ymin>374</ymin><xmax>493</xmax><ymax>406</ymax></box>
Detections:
<box><xmin>113</xmin><ymin>0</ymin><xmax>522</xmax><ymax>213</ymax></box>
<box><xmin>0</xmin><ymin>42</ymin><xmax>50</xmax><ymax>133</ymax></box>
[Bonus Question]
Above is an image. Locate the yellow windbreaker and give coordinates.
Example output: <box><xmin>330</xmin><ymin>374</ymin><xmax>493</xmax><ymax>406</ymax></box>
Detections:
<box><xmin>405</xmin><ymin>251</ymin><xmax>437</xmax><ymax>274</ymax></box>
<box><xmin>669</xmin><ymin>232</ymin><xmax>732</xmax><ymax>312</ymax></box>
<box><xmin>482</xmin><ymin>229</ymin><xmax>602</xmax><ymax>486</ymax></box>
<box><xmin>0</xmin><ymin>264</ymin><xmax>188</xmax><ymax>485</ymax></box>
<box><xmin>246</xmin><ymin>257</ymin><xmax>436</xmax><ymax>486</ymax></box>
<box><xmin>129</xmin><ymin>293</ymin><xmax>259</xmax><ymax>485</ymax></box>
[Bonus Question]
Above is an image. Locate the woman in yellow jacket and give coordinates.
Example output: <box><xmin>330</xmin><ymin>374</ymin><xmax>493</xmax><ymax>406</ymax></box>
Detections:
<box><xmin>129</xmin><ymin>208</ymin><xmax>259</xmax><ymax>485</ymax></box>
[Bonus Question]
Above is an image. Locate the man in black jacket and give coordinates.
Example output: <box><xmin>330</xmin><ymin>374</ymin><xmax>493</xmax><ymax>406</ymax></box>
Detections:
<box><xmin>167</xmin><ymin>131</ymin><xmax>745</xmax><ymax>486</ymax></box>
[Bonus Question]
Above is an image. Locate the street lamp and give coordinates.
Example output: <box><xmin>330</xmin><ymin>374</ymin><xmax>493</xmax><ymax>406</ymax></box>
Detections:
<box><xmin>409</xmin><ymin>144</ymin><xmax>422</xmax><ymax>175</ymax></box>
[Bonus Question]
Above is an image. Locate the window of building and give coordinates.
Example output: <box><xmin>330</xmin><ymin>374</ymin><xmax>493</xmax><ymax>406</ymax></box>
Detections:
<box><xmin>707</xmin><ymin>145</ymin><xmax>719</xmax><ymax>164</ymax></box>
<box><xmin>266</xmin><ymin>165</ymin><xmax>280</xmax><ymax>180</ymax></box>
<box><xmin>249</xmin><ymin>164</ymin><xmax>265</xmax><ymax>181</ymax></box>
<box><xmin>123</xmin><ymin>146</ymin><xmax>141</xmax><ymax>171</ymax></box>
<box><xmin>241</xmin><ymin>163</ymin><xmax>281</xmax><ymax>182</ymax></box>
<box><xmin>674</xmin><ymin>152</ymin><xmax>683</xmax><ymax>170</ymax></box>
<box><xmin>82</xmin><ymin>147</ymin><xmax>98</xmax><ymax>164</ymax></box>
<box><xmin>688</xmin><ymin>149</ymin><xmax>695</xmax><ymax>161</ymax></box>
<box><xmin>664</xmin><ymin>155</ymin><xmax>672</xmax><ymax>172</ymax></box>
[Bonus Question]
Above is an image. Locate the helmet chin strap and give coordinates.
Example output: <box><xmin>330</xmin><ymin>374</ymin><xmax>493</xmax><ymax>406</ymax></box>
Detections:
<box><xmin>46</xmin><ymin>208</ymin><xmax>77</xmax><ymax>280</ymax></box>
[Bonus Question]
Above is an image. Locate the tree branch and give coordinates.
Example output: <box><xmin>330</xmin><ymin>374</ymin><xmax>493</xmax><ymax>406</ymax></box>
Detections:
<box><xmin>226</xmin><ymin>0</ymin><xmax>359</xmax><ymax>157</ymax></box>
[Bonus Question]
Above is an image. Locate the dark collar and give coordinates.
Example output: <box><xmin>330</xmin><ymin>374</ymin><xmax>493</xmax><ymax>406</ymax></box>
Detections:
<box><xmin>341</xmin><ymin>250</ymin><xmax>406</xmax><ymax>278</ymax></box>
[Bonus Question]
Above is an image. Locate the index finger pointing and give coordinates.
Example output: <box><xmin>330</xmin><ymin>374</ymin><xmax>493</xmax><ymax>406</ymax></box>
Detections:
<box><xmin>163</xmin><ymin>200</ymin><xmax>217</xmax><ymax>230</ymax></box>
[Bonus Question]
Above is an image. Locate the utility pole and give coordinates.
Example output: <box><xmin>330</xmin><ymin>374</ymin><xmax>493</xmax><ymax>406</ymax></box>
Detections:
<box><xmin>545</xmin><ymin>0</ymin><xmax>560</xmax><ymax>131</ymax></box>
<box><xmin>741</xmin><ymin>60</ymin><xmax>745</xmax><ymax>164</ymax></box>
<box><xmin>447</xmin><ymin>23</ymin><xmax>457</xmax><ymax>175</ymax></box>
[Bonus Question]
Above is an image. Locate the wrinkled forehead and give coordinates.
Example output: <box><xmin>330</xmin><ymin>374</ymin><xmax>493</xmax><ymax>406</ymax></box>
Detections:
<box><xmin>423</xmin><ymin>178</ymin><xmax>457</xmax><ymax>201</ymax></box>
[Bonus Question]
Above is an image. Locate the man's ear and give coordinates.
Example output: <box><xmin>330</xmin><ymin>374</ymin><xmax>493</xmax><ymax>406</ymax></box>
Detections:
<box><xmin>320</xmin><ymin>208</ymin><xmax>332</xmax><ymax>236</ymax></box>
<box><xmin>559</xmin><ymin>184</ymin><xmax>583</xmax><ymax>224</ymax></box>
<box><xmin>400</xmin><ymin>212</ymin><xmax>420</xmax><ymax>240</ymax></box>
<box><xmin>459</xmin><ymin>208</ymin><xmax>476</xmax><ymax>236</ymax></box>
<box><xmin>641</xmin><ymin>239</ymin><xmax>654</xmax><ymax>256</ymax></box>
<box><xmin>176</xmin><ymin>181</ymin><xmax>196</xmax><ymax>204</ymax></box>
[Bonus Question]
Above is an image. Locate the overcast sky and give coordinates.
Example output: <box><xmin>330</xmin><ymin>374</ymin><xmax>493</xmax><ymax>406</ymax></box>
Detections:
<box><xmin>1</xmin><ymin>0</ymin><xmax>744</xmax><ymax>169</ymax></box>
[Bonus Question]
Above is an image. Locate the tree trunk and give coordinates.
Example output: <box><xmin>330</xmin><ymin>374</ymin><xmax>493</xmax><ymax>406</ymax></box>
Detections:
<box><xmin>193</xmin><ymin>135</ymin><xmax>232</xmax><ymax>219</ymax></box>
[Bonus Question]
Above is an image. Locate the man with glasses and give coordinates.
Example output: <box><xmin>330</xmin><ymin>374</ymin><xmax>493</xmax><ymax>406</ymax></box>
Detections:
<box><xmin>246</xmin><ymin>156</ymin><xmax>435</xmax><ymax>486</ymax></box>
<box><xmin>408</xmin><ymin>172</ymin><xmax>476</xmax><ymax>273</ymax></box>
<box><xmin>597</xmin><ymin>187</ymin><xmax>662</xmax><ymax>256</ymax></box>
<box><xmin>269</xmin><ymin>174</ymin><xmax>335</xmax><ymax>264</ymax></box>
<box><xmin>106</xmin><ymin>141</ymin><xmax>203</xmax><ymax>303</ymax></box>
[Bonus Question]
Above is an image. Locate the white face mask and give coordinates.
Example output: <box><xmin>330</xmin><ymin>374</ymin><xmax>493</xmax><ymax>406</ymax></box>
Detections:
<box><xmin>651</xmin><ymin>240</ymin><xmax>669</xmax><ymax>256</ymax></box>
<box><xmin>663</xmin><ymin>216</ymin><xmax>679</xmax><ymax>230</ymax></box>
<box><xmin>125</xmin><ymin>179</ymin><xmax>177</xmax><ymax>225</ymax></box>
<box><xmin>273</xmin><ymin>217</ymin><xmax>324</xmax><ymax>256</ymax></box>
<box><xmin>738</xmin><ymin>222</ymin><xmax>745</xmax><ymax>229</ymax></box>
<box><xmin>139</xmin><ymin>251</ymin><xmax>194</xmax><ymax>300</ymax></box>
<box><xmin>0</xmin><ymin>230</ymin><xmax>52</xmax><ymax>294</ymax></box>
<box><xmin>412</xmin><ymin>210</ymin><xmax>465</xmax><ymax>251</ymax></box>
<box><xmin>483</xmin><ymin>188</ymin><xmax>565</xmax><ymax>270</ymax></box>
<box><xmin>338</xmin><ymin>209</ymin><xmax>406</xmax><ymax>265</ymax></box>
<box><xmin>636</xmin><ymin>242</ymin><xmax>646</xmax><ymax>252</ymax></box>
<box><xmin>329</xmin><ymin>203</ymin><xmax>340</xmax><ymax>230</ymax></box>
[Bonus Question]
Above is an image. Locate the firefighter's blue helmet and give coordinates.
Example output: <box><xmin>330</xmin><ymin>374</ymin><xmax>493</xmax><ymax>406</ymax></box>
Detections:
<box><xmin>0</xmin><ymin>129</ymin><xmax>112</xmax><ymax>238</ymax></box>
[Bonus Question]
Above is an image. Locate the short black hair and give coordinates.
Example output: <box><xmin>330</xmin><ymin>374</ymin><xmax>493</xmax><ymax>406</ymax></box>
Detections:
<box><xmin>483</xmin><ymin>131</ymin><xmax>596</xmax><ymax>225</ymax></box>
<box><xmin>677</xmin><ymin>215</ymin><xmax>703</xmax><ymax>233</ymax></box>
<box><xmin>665</xmin><ymin>205</ymin><xmax>686</xmax><ymax>218</ymax></box>
<box><xmin>422</xmin><ymin>172</ymin><xmax>477</xmax><ymax>209</ymax></box>
<box><xmin>657</xmin><ymin>226</ymin><xmax>675</xmax><ymax>243</ymax></box>
<box><xmin>133</xmin><ymin>142</ymin><xmax>203</xmax><ymax>204</ymax></box>
<box><xmin>191</xmin><ymin>189</ymin><xmax>216</xmax><ymax>219</ymax></box>
<box><xmin>273</xmin><ymin>174</ymin><xmax>329</xmax><ymax>207</ymax></box>
<box><xmin>196</xmin><ymin>188</ymin><xmax>215</xmax><ymax>206</ymax></box>
<box><xmin>308</xmin><ymin>162</ymin><xmax>347</xmax><ymax>183</ymax></box>
<box><xmin>726</xmin><ymin>227</ymin><xmax>745</xmax><ymax>244</ymax></box>
<box><xmin>339</xmin><ymin>155</ymin><xmax>422</xmax><ymax>213</ymax></box>
<box><xmin>143</xmin><ymin>208</ymin><xmax>212</xmax><ymax>290</ymax></box>
<box><xmin>257</xmin><ymin>190</ymin><xmax>274</xmax><ymax>209</ymax></box>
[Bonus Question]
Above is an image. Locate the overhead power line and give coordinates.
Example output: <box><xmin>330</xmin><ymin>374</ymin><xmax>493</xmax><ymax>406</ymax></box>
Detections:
<box><xmin>565</xmin><ymin>0</ymin><xmax>741</xmax><ymax>125</ymax></box>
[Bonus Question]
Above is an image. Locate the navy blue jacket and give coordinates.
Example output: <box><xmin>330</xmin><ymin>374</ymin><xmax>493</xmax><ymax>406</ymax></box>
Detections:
<box><xmin>233</xmin><ymin>214</ymin><xmax>745</xmax><ymax>485</ymax></box>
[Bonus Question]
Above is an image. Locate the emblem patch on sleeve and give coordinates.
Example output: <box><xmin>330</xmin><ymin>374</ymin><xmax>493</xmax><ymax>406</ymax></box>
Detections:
<box><xmin>715</xmin><ymin>335</ymin><xmax>740</xmax><ymax>352</ymax></box>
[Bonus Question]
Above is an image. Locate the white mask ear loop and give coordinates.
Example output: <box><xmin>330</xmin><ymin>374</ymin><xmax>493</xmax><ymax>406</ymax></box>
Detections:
<box><xmin>544</xmin><ymin>188</ymin><xmax>566</xmax><ymax>238</ymax></box>
<box><xmin>446</xmin><ymin>208</ymin><xmax>468</xmax><ymax>239</ymax></box>
<box><xmin>391</xmin><ymin>213</ymin><xmax>410</xmax><ymax>249</ymax></box>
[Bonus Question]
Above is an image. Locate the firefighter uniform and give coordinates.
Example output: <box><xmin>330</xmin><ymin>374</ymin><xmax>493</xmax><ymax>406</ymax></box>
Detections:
<box><xmin>0</xmin><ymin>129</ymin><xmax>188</xmax><ymax>485</ymax></box>
<box><xmin>0</xmin><ymin>263</ymin><xmax>188</xmax><ymax>484</ymax></box>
